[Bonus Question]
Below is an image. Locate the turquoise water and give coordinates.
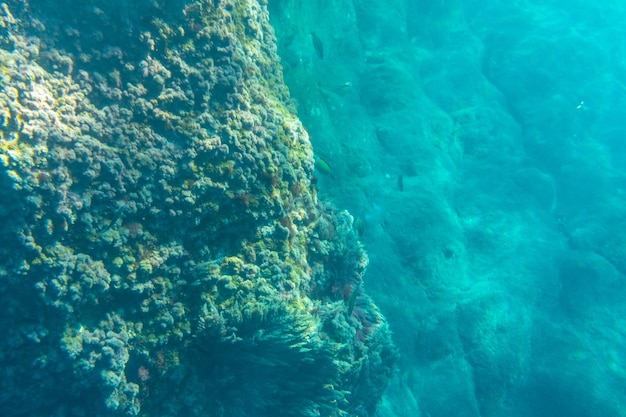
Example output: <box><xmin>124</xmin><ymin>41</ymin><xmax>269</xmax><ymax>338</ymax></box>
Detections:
<box><xmin>2</xmin><ymin>0</ymin><xmax>626</xmax><ymax>416</ymax></box>
<box><xmin>270</xmin><ymin>1</ymin><xmax>626</xmax><ymax>416</ymax></box>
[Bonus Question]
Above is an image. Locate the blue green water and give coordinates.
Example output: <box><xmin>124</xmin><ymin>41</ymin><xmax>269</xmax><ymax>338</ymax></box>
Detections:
<box><xmin>270</xmin><ymin>0</ymin><xmax>626</xmax><ymax>416</ymax></box>
<box><xmin>2</xmin><ymin>0</ymin><xmax>626</xmax><ymax>416</ymax></box>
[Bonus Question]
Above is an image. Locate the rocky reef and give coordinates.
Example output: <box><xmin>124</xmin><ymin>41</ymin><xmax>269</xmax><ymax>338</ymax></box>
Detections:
<box><xmin>0</xmin><ymin>1</ymin><xmax>395</xmax><ymax>416</ymax></box>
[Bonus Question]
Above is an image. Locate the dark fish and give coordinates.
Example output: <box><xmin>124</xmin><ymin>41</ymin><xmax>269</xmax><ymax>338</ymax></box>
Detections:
<box><xmin>100</xmin><ymin>202</ymin><xmax>127</xmax><ymax>234</ymax></box>
<box><xmin>398</xmin><ymin>174</ymin><xmax>404</xmax><ymax>191</ymax></box>
<box><xmin>311</xmin><ymin>31</ymin><xmax>324</xmax><ymax>59</ymax></box>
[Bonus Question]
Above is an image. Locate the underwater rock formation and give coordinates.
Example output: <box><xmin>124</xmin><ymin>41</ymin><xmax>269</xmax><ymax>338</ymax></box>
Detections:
<box><xmin>0</xmin><ymin>1</ymin><xmax>395</xmax><ymax>416</ymax></box>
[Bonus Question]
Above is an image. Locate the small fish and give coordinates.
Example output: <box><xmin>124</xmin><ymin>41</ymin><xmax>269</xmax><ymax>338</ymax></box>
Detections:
<box><xmin>347</xmin><ymin>283</ymin><xmax>361</xmax><ymax>316</ymax></box>
<box><xmin>310</xmin><ymin>31</ymin><xmax>324</xmax><ymax>59</ymax></box>
<box><xmin>398</xmin><ymin>174</ymin><xmax>404</xmax><ymax>191</ymax></box>
<box><xmin>314</xmin><ymin>154</ymin><xmax>333</xmax><ymax>176</ymax></box>
<box><xmin>100</xmin><ymin>202</ymin><xmax>127</xmax><ymax>234</ymax></box>
<box><xmin>335</xmin><ymin>81</ymin><xmax>353</xmax><ymax>94</ymax></box>
<box><xmin>354</xmin><ymin>217</ymin><xmax>364</xmax><ymax>237</ymax></box>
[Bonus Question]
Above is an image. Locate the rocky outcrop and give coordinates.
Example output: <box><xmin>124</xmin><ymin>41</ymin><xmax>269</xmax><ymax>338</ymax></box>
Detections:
<box><xmin>0</xmin><ymin>1</ymin><xmax>395</xmax><ymax>416</ymax></box>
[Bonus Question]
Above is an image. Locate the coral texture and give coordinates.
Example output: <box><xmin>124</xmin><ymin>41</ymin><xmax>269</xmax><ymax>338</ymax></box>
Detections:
<box><xmin>0</xmin><ymin>1</ymin><xmax>395</xmax><ymax>416</ymax></box>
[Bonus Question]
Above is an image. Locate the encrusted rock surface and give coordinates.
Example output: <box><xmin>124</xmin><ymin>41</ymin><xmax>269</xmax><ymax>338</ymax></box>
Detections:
<box><xmin>0</xmin><ymin>1</ymin><xmax>395</xmax><ymax>416</ymax></box>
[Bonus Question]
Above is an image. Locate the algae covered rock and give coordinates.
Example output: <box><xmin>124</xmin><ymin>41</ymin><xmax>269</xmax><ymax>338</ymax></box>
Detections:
<box><xmin>0</xmin><ymin>1</ymin><xmax>396</xmax><ymax>416</ymax></box>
